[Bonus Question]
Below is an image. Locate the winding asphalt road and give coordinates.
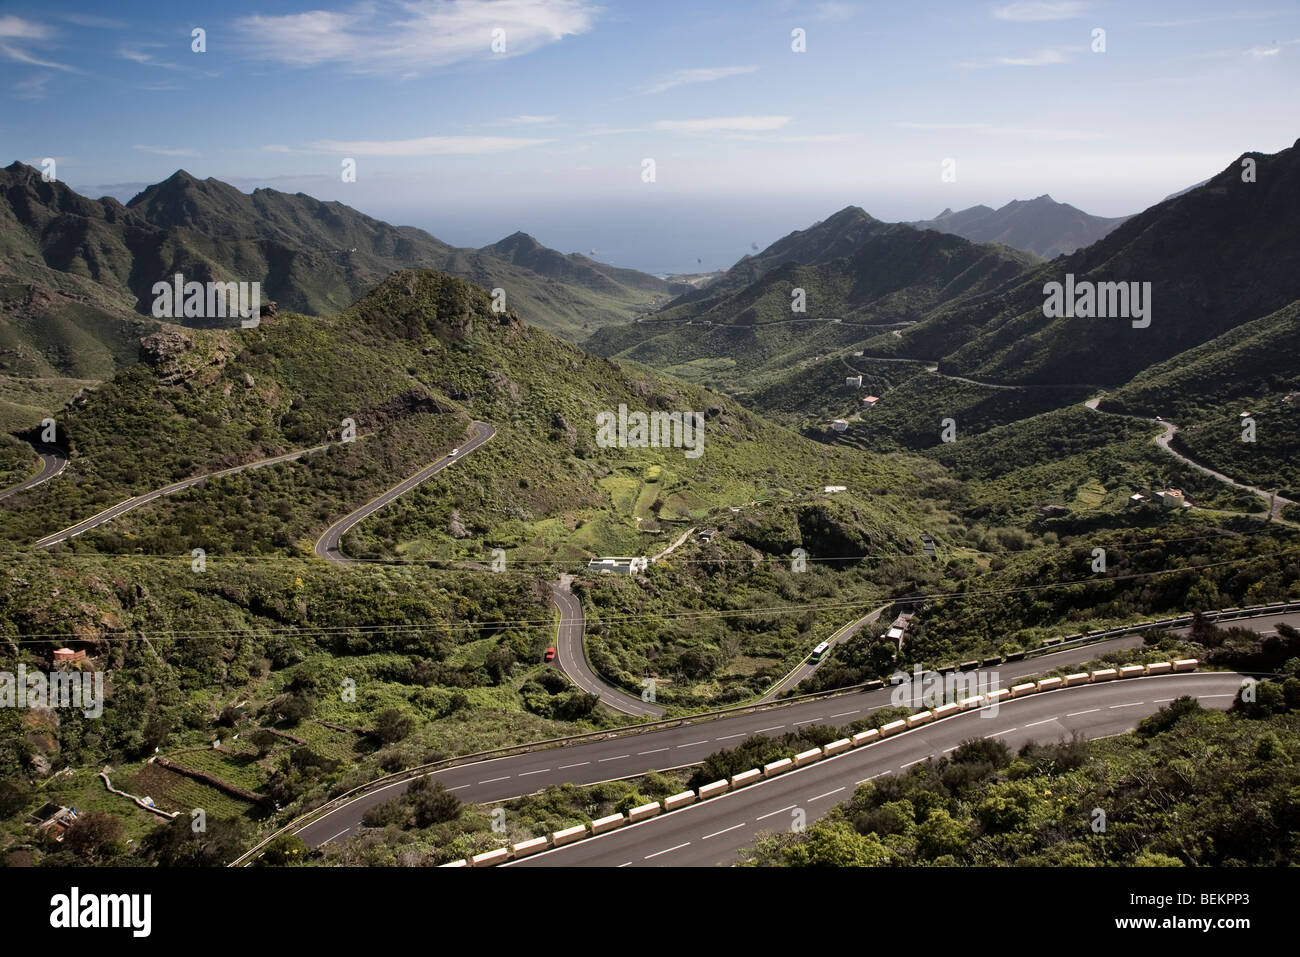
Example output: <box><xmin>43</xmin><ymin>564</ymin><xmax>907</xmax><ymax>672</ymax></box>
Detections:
<box><xmin>313</xmin><ymin>422</ymin><xmax>495</xmax><ymax>563</ymax></box>
<box><xmin>1084</xmin><ymin>397</ymin><xmax>1295</xmax><ymax>522</ymax></box>
<box><xmin>0</xmin><ymin>442</ymin><xmax>67</xmax><ymax>501</ymax></box>
<box><xmin>291</xmin><ymin>610</ymin><xmax>1298</xmax><ymax>850</ymax></box>
<box><xmin>510</xmin><ymin>671</ymin><xmax>1244</xmax><ymax>867</ymax></box>
<box><xmin>34</xmin><ymin>443</ymin><xmax>332</xmax><ymax>548</ymax></box>
<box><xmin>548</xmin><ymin>577</ymin><xmax>665</xmax><ymax>718</ymax></box>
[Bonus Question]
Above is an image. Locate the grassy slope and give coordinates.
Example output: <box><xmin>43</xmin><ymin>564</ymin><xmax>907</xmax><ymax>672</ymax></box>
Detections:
<box><xmin>1103</xmin><ymin>298</ymin><xmax>1300</xmax><ymax>498</ymax></box>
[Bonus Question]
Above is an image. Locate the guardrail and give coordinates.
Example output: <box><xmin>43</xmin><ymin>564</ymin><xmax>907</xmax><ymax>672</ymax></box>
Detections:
<box><xmin>230</xmin><ymin>600</ymin><xmax>1296</xmax><ymax>865</ymax></box>
<box><xmin>453</xmin><ymin>659</ymin><xmax>1207</xmax><ymax>867</ymax></box>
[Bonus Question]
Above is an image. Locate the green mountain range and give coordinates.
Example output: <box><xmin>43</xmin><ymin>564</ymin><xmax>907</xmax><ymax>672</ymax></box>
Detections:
<box><xmin>583</xmin><ymin>207</ymin><xmax>1037</xmax><ymax>388</ymax></box>
<box><xmin>0</xmin><ymin>162</ymin><xmax>686</xmax><ymax>428</ymax></box>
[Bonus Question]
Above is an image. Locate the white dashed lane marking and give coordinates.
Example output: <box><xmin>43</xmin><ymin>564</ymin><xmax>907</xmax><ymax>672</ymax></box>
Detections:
<box><xmin>644</xmin><ymin>842</ymin><xmax>690</xmax><ymax>860</ymax></box>
<box><xmin>702</xmin><ymin>823</ymin><xmax>746</xmax><ymax>840</ymax></box>
<box><xmin>809</xmin><ymin>787</ymin><xmax>845</xmax><ymax>802</ymax></box>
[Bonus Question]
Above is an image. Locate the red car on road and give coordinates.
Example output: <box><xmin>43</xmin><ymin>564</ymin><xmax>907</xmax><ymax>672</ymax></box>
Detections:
<box><xmin>544</xmin><ymin>646</ymin><xmax>556</xmax><ymax>662</ymax></box>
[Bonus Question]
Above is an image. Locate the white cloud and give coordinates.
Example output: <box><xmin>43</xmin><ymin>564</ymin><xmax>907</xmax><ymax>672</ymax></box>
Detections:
<box><xmin>13</xmin><ymin>74</ymin><xmax>51</xmax><ymax>99</ymax></box>
<box><xmin>134</xmin><ymin>145</ymin><xmax>201</xmax><ymax>157</ymax></box>
<box><xmin>0</xmin><ymin>42</ymin><xmax>78</xmax><ymax>71</ymax></box>
<box><xmin>0</xmin><ymin>15</ymin><xmax>49</xmax><ymax>39</ymax></box>
<box><xmin>640</xmin><ymin>65</ymin><xmax>757</xmax><ymax>94</ymax></box>
<box><xmin>992</xmin><ymin>2</ymin><xmax>1085</xmax><ymax>21</ymax></box>
<box><xmin>235</xmin><ymin>0</ymin><xmax>599</xmax><ymax>75</ymax></box>
<box><xmin>994</xmin><ymin>46</ymin><xmax>1077</xmax><ymax>66</ymax></box>
<box><xmin>310</xmin><ymin>135</ymin><xmax>552</xmax><ymax>155</ymax></box>
<box><xmin>653</xmin><ymin>115</ymin><xmax>792</xmax><ymax>133</ymax></box>
<box><xmin>119</xmin><ymin>46</ymin><xmax>182</xmax><ymax>69</ymax></box>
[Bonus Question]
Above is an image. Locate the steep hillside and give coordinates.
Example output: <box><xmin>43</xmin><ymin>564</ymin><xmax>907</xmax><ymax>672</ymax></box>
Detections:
<box><xmin>908</xmin><ymin>195</ymin><xmax>1127</xmax><ymax>259</ymax></box>
<box><xmin>871</xmin><ymin>140</ymin><xmax>1300</xmax><ymax>387</ymax></box>
<box><xmin>586</xmin><ymin>218</ymin><xmax>1036</xmax><ymax>386</ymax></box>
<box><xmin>1103</xmin><ymin>298</ymin><xmax>1300</xmax><ymax>497</ymax></box>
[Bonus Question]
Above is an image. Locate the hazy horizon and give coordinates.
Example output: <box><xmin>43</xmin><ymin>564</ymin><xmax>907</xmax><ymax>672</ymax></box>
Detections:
<box><xmin>61</xmin><ymin>160</ymin><xmax>1230</xmax><ymax>277</ymax></box>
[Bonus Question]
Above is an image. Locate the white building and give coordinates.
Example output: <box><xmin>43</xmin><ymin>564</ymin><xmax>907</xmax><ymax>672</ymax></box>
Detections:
<box><xmin>587</xmin><ymin>556</ymin><xmax>648</xmax><ymax>575</ymax></box>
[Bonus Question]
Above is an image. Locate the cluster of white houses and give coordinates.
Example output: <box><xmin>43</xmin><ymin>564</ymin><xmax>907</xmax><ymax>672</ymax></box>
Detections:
<box><xmin>830</xmin><ymin>376</ymin><xmax>879</xmax><ymax>432</ymax></box>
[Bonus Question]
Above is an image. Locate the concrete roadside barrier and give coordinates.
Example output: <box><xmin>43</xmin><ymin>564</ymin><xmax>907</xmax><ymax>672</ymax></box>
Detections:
<box><xmin>731</xmin><ymin>768</ymin><xmax>762</xmax><ymax>788</ymax></box>
<box><xmin>1063</xmin><ymin>672</ymin><xmax>1091</xmax><ymax>687</ymax></box>
<box><xmin>982</xmin><ymin>656</ymin><xmax>1002</xmax><ymax>667</ymax></box>
<box><xmin>879</xmin><ymin>719</ymin><xmax>908</xmax><ymax>737</ymax></box>
<box><xmin>440</xmin><ymin>859</ymin><xmax>469</xmax><ymax>867</ymax></box>
<box><xmin>551</xmin><ymin>824</ymin><xmax>588</xmax><ymax>847</ymax></box>
<box><xmin>905</xmin><ymin>710</ymin><xmax>933</xmax><ymax>728</ymax></box>
<box><xmin>512</xmin><ymin>837</ymin><xmax>549</xmax><ymax>858</ymax></box>
<box><xmin>1144</xmin><ymin>661</ymin><xmax>1172</xmax><ymax>676</ymax></box>
<box><xmin>958</xmin><ymin>695</ymin><xmax>984</xmax><ymax>710</ymax></box>
<box><xmin>764</xmin><ymin>758</ymin><xmax>794</xmax><ymax>777</ymax></box>
<box><xmin>628</xmin><ymin>802</ymin><xmax>661</xmax><ymax>823</ymax></box>
<box><xmin>1091</xmin><ymin>668</ymin><xmax>1118</xmax><ymax>682</ymax></box>
<box><xmin>698</xmin><ymin>779</ymin><xmax>730</xmax><ymax>799</ymax></box>
<box><xmin>1036</xmin><ymin>677</ymin><xmax>1063</xmax><ymax>692</ymax></box>
<box><xmin>471</xmin><ymin>847</ymin><xmax>510</xmax><ymax>867</ymax></box>
<box><xmin>663</xmin><ymin>791</ymin><xmax>696</xmax><ymax>811</ymax></box>
<box><xmin>823</xmin><ymin>738</ymin><xmax>852</xmax><ymax>756</ymax></box>
<box><xmin>851</xmin><ymin>729</ymin><xmax>880</xmax><ymax>747</ymax></box>
<box><xmin>794</xmin><ymin>748</ymin><xmax>823</xmax><ymax>767</ymax></box>
<box><xmin>932</xmin><ymin>703</ymin><xmax>959</xmax><ymax>719</ymax></box>
<box><xmin>986</xmin><ymin>688</ymin><xmax>1010</xmax><ymax>705</ymax></box>
<box><xmin>591</xmin><ymin>813</ymin><xmax>626</xmax><ymax>834</ymax></box>
<box><xmin>1011</xmin><ymin>682</ymin><xmax>1037</xmax><ymax>698</ymax></box>
<box><xmin>959</xmin><ymin>660</ymin><xmax>979</xmax><ymax>670</ymax></box>
<box><xmin>1172</xmin><ymin>659</ymin><xmax>1199</xmax><ymax>672</ymax></box>
<box><xmin>1118</xmin><ymin>665</ymin><xmax>1146</xmax><ymax>679</ymax></box>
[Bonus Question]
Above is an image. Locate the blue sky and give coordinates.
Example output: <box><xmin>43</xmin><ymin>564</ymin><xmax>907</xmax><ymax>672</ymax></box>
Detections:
<box><xmin>3</xmin><ymin>0</ymin><xmax>1298</xmax><ymax>273</ymax></box>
